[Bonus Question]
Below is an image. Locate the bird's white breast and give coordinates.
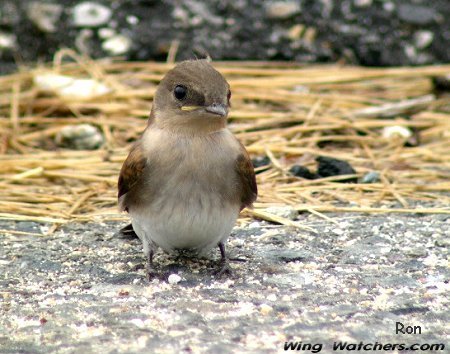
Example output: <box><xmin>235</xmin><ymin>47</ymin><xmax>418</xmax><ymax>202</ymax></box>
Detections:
<box><xmin>129</xmin><ymin>128</ymin><xmax>242</xmax><ymax>255</ymax></box>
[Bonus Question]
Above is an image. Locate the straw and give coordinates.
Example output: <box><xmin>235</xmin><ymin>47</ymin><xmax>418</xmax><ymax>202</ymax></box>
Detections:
<box><xmin>0</xmin><ymin>51</ymin><xmax>449</xmax><ymax>231</ymax></box>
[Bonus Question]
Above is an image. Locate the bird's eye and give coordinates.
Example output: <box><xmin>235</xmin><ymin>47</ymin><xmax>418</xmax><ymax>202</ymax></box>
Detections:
<box><xmin>174</xmin><ymin>85</ymin><xmax>187</xmax><ymax>100</ymax></box>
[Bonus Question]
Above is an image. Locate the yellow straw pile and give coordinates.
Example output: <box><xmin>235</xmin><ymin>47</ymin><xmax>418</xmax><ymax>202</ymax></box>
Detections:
<box><xmin>0</xmin><ymin>50</ymin><xmax>449</xmax><ymax>234</ymax></box>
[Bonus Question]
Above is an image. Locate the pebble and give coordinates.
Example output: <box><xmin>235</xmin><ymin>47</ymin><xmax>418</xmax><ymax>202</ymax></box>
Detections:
<box><xmin>432</xmin><ymin>74</ymin><xmax>450</xmax><ymax>93</ymax></box>
<box><xmin>74</xmin><ymin>29</ymin><xmax>93</xmax><ymax>55</ymax></box>
<box><xmin>168</xmin><ymin>274</ymin><xmax>182</xmax><ymax>284</ymax></box>
<box><xmin>55</xmin><ymin>124</ymin><xmax>104</xmax><ymax>150</ymax></box>
<box><xmin>316</xmin><ymin>156</ymin><xmax>357</xmax><ymax>183</ymax></box>
<box><xmin>0</xmin><ymin>32</ymin><xmax>16</xmax><ymax>49</ymax></box>
<box><xmin>354</xmin><ymin>0</ymin><xmax>372</xmax><ymax>8</ymax></box>
<box><xmin>102</xmin><ymin>34</ymin><xmax>132</xmax><ymax>55</ymax></box>
<box><xmin>413</xmin><ymin>31</ymin><xmax>434</xmax><ymax>49</ymax></box>
<box><xmin>289</xmin><ymin>165</ymin><xmax>318</xmax><ymax>180</ymax></box>
<box><xmin>383</xmin><ymin>2</ymin><xmax>395</xmax><ymax>12</ymax></box>
<box><xmin>252</xmin><ymin>156</ymin><xmax>270</xmax><ymax>170</ymax></box>
<box><xmin>33</xmin><ymin>72</ymin><xmax>112</xmax><ymax>99</ymax></box>
<box><xmin>248</xmin><ymin>222</ymin><xmax>261</xmax><ymax>229</ymax></box>
<box><xmin>126</xmin><ymin>15</ymin><xmax>139</xmax><ymax>25</ymax></box>
<box><xmin>73</xmin><ymin>2</ymin><xmax>112</xmax><ymax>27</ymax></box>
<box><xmin>266</xmin><ymin>1</ymin><xmax>301</xmax><ymax>19</ymax></box>
<box><xmin>361</xmin><ymin>171</ymin><xmax>380</xmax><ymax>184</ymax></box>
<box><xmin>98</xmin><ymin>28</ymin><xmax>116</xmax><ymax>39</ymax></box>
<box><xmin>397</xmin><ymin>4</ymin><xmax>436</xmax><ymax>25</ymax></box>
<box><xmin>265</xmin><ymin>206</ymin><xmax>297</xmax><ymax>220</ymax></box>
<box><xmin>267</xmin><ymin>294</ymin><xmax>277</xmax><ymax>302</ymax></box>
<box><xmin>332</xmin><ymin>228</ymin><xmax>345</xmax><ymax>236</ymax></box>
<box><xmin>287</xmin><ymin>24</ymin><xmax>304</xmax><ymax>40</ymax></box>
<box><xmin>382</xmin><ymin>126</ymin><xmax>412</xmax><ymax>140</ymax></box>
<box><xmin>259</xmin><ymin>304</ymin><xmax>273</xmax><ymax>315</ymax></box>
<box><xmin>27</xmin><ymin>2</ymin><xmax>63</xmax><ymax>33</ymax></box>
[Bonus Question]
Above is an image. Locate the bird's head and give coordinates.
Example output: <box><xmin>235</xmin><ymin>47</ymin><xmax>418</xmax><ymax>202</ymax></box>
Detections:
<box><xmin>151</xmin><ymin>59</ymin><xmax>231</xmax><ymax>135</ymax></box>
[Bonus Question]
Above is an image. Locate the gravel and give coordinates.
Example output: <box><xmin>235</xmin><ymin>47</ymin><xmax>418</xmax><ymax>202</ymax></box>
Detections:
<box><xmin>0</xmin><ymin>0</ymin><xmax>449</xmax><ymax>74</ymax></box>
<box><xmin>0</xmin><ymin>213</ymin><xmax>448</xmax><ymax>353</ymax></box>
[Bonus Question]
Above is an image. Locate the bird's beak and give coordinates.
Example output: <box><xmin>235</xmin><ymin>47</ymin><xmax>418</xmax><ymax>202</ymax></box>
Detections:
<box><xmin>204</xmin><ymin>103</ymin><xmax>228</xmax><ymax>117</ymax></box>
<box><xmin>181</xmin><ymin>104</ymin><xmax>228</xmax><ymax>117</ymax></box>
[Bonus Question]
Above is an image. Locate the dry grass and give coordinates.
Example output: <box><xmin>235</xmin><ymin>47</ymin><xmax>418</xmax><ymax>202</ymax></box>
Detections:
<box><xmin>0</xmin><ymin>50</ymin><xmax>449</xmax><ymax>234</ymax></box>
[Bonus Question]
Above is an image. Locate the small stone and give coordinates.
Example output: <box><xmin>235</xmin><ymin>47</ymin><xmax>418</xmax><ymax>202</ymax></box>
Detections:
<box><xmin>432</xmin><ymin>74</ymin><xmax>450</xmax><ymax>93</ymax></box>
<box><xmin>332</xmin><ymin>228</ymin><xmax>345</xmax><ymax>236</ymax></box>
<box><xmin>267</xmin><ymin>294</ymin><xmax>277</xmax><ymax>302</ymax></box>
<box><xmin>34</xmin><ymin>72</ymin><xmax>112</xmax><ymax>99</ymax></box>
<box><xmin>0</xmin><ymin>32</ymin><xmax>16</xmax><ymax>49</ymax></box>
<box><xmin>405</xmin><ymin>248</ymin><xmax>428</xmax><ymax>258</ymax></box>
<box><xmin>382</xmin><ymin>126</ymin><xmax>413</xmax><ymax>140</ymax></box>
<box><xmin>252</xmin><ymin>156</ymin><xmax>271</xmax><ymax>174</ymax></box>
<box><xmin>404</xmin><ymin>44</ymin><xmax>417</xmax><ymax>61</ymax></box>
<box><xmin>383</xmin><ymin>2</ymin><xmax>395</xmax><ymax>12</ymax></box>
<box><xmin>102</xmin><ymin>34</ymin><xmax>131</xmax><ymax>55</ymax></box>
<box><xmin>98</xmin><ymin>28</ymin><xmax>116</xmax><ymax>39</ymax></box>
<box><xmin>354</xmin><ymin>0</ymin><xmax>372</xmax><ymax>8</ymax></box>
<box><xmin>316</xmin><ymin>156</ymin><xmax>357</xmax><ymax>183</ymax></box>
<box><xmin>292</xmin><ymin>85</ymin><xmax>309</xmax><ymax>93</ymax></box>
<box><xmin>289</xmin><ymin>165</ymin><xmax>318</xmax><ymax>180</ymax></box>
<box><xmin>414</xmin><ymin>31</ymin><xmax>434</xmax><ymax>49</ymax></box>
<box><xmin>398</xmin><ymin>4</ymin><xmax>436</xmax><ymax>25</ymax></box>
<box><xmin>287</xmin><ymin>24</ymin><xmax>304</xmax><ymax>40</ymax></box>
<box><xmin>422</xmin><ymin>254</ymin><xmax>439</xmax><ymax>267</ymax></box>
<box><xmin>302</xmin><ymin>27</ymin><xmax>317</xmax><ymax>44</ymax></box>
<box><xmin>27</xmin><ymin>2</ymin><xmax>63</xmax><ymax>33</ymax></box>
<box><xmin>73</xmin><ymin>2</ymin><xmax>112</xmax><ymax>27</ymax></box>
<box><xmin>259</xmin><ymin>304</ymin><xmax>273</xmax><ymax>315</ymax></box>
<box><xmin>434</xmin><ymin>234</ymin><xmax>449</xmax><ymax>248</ymax></box>
<box><xmin>55</xmin><ymin>124</ymin><xmax>104</xmax><ymax>150</ymax></box>
<box><xmin>248</xmin><ymin>222</ymin><xmax>260</xmax><ymax>229</ymax></box>
<box><xmin>266</xmin><ymin>1</ymin><xmax>301</xmax><ymax>19</ymax></box>
<box><xmin>168</xmin><ymin>274</ymin><xmax>182</xmax><ymax>284</ymax></box>
<box><xmin>265</xmin><ymin>206</ymin><xmax>297</xmax><ymax>220</ymax></box>
<box><xmin>252</xmin><ymin>156</ymin><xmax>270</xmax><ymax>169</ymax></box>
<box><xmin>361</xmin><ymin>171</ymin><xmax>380</xmax><ymax>184</ymax></box>
<box><xmin>126</xmin><ymin>15</ymin><xmax>139</xmax><ymax>25</ymax></box>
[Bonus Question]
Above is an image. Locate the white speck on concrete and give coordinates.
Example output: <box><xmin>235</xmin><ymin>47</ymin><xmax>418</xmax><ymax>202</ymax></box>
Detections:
<box><xmin>168</xmin><ymin>274</ymin><xmax>182</xmax><ymax>284</ymax></box>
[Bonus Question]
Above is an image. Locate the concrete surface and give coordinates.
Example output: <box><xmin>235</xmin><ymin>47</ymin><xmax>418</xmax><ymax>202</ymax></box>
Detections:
<box><xmin>0</xmin><ymin>213</ymin><xmax>448</xmax><ymax>353</ymax></box>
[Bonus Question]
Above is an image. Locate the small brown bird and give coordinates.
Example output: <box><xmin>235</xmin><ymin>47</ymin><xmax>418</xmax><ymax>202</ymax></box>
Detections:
<box><xmin>118</xmin><ymin>59</ymin><xmax>257</xmax><ymax>279</ymax></box>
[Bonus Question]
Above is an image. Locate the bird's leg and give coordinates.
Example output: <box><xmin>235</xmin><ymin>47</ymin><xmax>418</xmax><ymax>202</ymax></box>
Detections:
<box><xmin>146</xmin><ymin>249</ymin><xmax>156</xmax><ymax>281</ymax></box>
<box><xmin>215</xmin><ymin>242</ymin><xmax>233</xmax><ymax>276</ymax></box>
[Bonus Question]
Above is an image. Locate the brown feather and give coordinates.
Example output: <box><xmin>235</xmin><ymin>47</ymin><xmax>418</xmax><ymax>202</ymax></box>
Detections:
<box><xmin>236</xmin><ymin>142</ymin><xmax>257</xmax><ymax>211</ymax></box>
<box><xmin>118</xmin><ymin>142</ymin><xmax>147</xmax><ymax>212</ymax></box>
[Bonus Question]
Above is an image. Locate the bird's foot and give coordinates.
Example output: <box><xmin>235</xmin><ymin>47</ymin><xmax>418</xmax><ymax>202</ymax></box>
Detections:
<box><xmin>214</xmin><ymin>241</ymin><xmax>234</xmax><ymax>277</ymax></box>
<box><xmin>146</xmin><ymin>269</ymin><xmax>161</xmax><ymax>281</ymax></box>
<box><xmin>145</xmin><ymin>250</ymin><xmax>163</xmax><ymax>281</ymax></box>
<box><xmin>213</xmin><ymin>260</ymin><xmax>233</xmax><ymax>277</ymax></box>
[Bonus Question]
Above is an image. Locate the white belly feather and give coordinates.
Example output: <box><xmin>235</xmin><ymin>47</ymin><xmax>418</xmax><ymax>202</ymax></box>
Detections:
<box><xmin>131</xmin><ymin>190</ymin><xmax>239</xmax><ymax>255</ymax></box>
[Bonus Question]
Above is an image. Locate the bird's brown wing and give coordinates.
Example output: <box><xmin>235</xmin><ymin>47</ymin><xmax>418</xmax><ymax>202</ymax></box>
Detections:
<box><xmin>236</xmin><ymin>142</ymin><xmax>257</xmax><ymax>211</ymax></box>
<box><xmin>118</xmin><ymin>142</ymin><xmax>147</xmax><ymax>212</ymax></box>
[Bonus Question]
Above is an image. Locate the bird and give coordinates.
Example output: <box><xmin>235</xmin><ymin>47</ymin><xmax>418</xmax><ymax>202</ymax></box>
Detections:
<box><xmin>118</xmin><ymin>59</ymin><xmax>257</xmax><ymax>279</ymax></box>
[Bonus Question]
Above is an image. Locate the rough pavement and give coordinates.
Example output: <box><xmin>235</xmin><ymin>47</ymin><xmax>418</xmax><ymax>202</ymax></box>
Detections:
<box><xmin>0</xmin><ymin>213</ymin><xmax>448</xmax><ymax>353</ymax></box>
